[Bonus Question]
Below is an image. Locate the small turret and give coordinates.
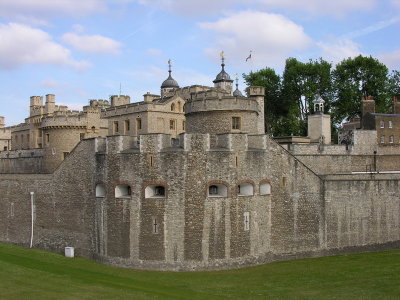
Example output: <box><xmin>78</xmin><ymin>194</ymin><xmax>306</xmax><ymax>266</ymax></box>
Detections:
<box><xmin>313</xmin><ymin>94</ymin><xmax>325</xmax><ymax>113</ymax></box>
<box><xmin>233</xmin><ymin>74</ymin><xmax>243</xmax><ymax>97</ymax></box>
<box><xmin>308</xmin><ymin>94</ymin><xmax>331</xmax><ymax>144</ymax></box>
<box><xmin>161</xmin><ymin>59</ymin><xmax>179</xmax><ymax>97</ymax></box>
<box><xmin>213</xmin><ymin>51</ymin><xmax>233</xmax><ymax>95</ymax></box>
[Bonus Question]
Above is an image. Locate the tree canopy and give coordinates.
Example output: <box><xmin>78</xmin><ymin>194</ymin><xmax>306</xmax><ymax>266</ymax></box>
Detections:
<box><xmin>244</xmin><ymin>55</ymin><xmax>398</xmax><ymax>140</ymax></box>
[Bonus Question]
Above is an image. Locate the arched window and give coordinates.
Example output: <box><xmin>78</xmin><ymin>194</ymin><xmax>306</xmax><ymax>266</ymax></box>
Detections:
<box><xmin>171</xmin><ymin>103</ymin><xmax>175</xmax><ymax>111</ymax></box>
<box><xmin>260</xmin><ymin>181</ymin><xmax>271</xmax><ymax>195</ymax></box>
<box><xmin>177</xmin><ymin>101</ymin><xmax>181</xmax><ymax>112</ymax></box>
<box><xmin>208</xmin><ymin>183</ymin><xmax>228</xmax><ymax>197</ymax></box>
<box><xmin>238</xmin><ymin>182</ymin><xmax>254</xmax><ymax>196</ymax></box>
<box><xmin>115</xmin><ymin>184</ymin><xmax>131</xmax><ymax>198</ymax></box>
<box><xmin>95</xmin><ymin>183</ymin><xmax>106</xmax><ymax>197</ymax></box>
<box><xmin>145</xmin><ymin>184</ymin><xmax>166</xmax><ymax>198</ymax></box>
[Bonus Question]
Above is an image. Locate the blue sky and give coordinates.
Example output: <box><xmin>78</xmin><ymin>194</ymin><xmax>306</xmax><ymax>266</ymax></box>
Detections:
<box><xmin>0</xmin><ymin>0</ymin><xmax>399</xmax><ymax>125</ymax></box>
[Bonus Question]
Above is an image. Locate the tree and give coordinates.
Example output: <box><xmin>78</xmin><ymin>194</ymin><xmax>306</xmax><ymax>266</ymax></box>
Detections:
<box><xmin>281</xmin><ymin>58</ymin><xmax>333</xmax><ymax>136</ymax></box>
<box><xmin>332</xmin><ymin>55</ymin><xmax>390</xmax><ymax>124</ymax></box>
<box><xmin>243</xmin><ymin>68</ymin><xmax>285</xmax><ymax>134</ymax></box>
<box><xmin>389</xmin><ymin>70</ymin><xmax>400</xmax><ymax>97</ymax></box>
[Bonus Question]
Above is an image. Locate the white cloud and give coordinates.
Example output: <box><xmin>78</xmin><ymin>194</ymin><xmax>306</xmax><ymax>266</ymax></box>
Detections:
<box><xmin>342</xmin><ymin>17</ymin><xmax>400</xmax><ymax>39</ymax></box>
<box><xmin>0</xmin><ymin>23</ymin><xmax>90</xmax><ymax>71</ymax></box>
<box><xmin>0</xmin><ymin>0</ymin><xmax>108</xmax><ymax>21</ymax></box>
<box><xmin>62</xmin><ymin>32</ymin><xmax>122</xmax><ymax>55</ymax></box>
<box><xmin>317</xmin><ymin>39</ymin><xmax>363</xmax><ymax>64</ymax></box>
<box><xmin>136</xmin><ymin>0</ymin><xmax>376</xmax><ymax>16</ymax></box>
<box><xmin>252</xmin><ymin>0</ymin><xmax>376</xmax><ymax>16</ymax></box>
<box><xmin>199</xmin><ymin>11</ymin><xmax>311</xmax><ymax>69</ymax></box>
<box><xmin>379</xmin><ymin>49</ymin><xmax>400</xmax><ymax>70</ymax></box>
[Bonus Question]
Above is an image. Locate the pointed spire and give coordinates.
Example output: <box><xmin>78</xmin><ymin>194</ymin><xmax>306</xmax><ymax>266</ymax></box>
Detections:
<box><xmin>233</xmin><ymin>74</ymin><xmax>243</xmax><ymax>97</ymax></box>
<box><xmin>168</xmin><ymin>59</ymin><xmax>172</xmax><ymax>76</ymax></box>
<box><xmin>220</xmin><ymin>51</ymin><xmax>225</xmax><ymax>70</ymax></box>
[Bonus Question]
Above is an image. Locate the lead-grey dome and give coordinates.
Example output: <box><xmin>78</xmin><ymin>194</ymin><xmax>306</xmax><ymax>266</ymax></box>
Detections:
<box><xmin>161</xmin><ymin>74</ymin><xmax>179</xmax><ymax>89</ymax></box>
<box><xmin>233</xmin><ymin>88</ymin><xmax>243</xmax><ymax>97</ymax></box>
<box><xmin>214</xmin><ymin>69</ymin><xmax>232</xmax><ymax>83</ymax></box>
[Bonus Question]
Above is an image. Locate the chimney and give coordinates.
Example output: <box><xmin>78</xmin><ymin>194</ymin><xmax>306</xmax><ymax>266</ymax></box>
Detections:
<box><xmin>361</xmin><ymin>96</ymin><xmax>375</xmax><ymax>117</ymax></box>
<box><xmin>143</xmin><ymin>92</ymin><xmax>159</xmax><ymax>103</ymax></box>
<box><xmin>393</xmin><ymin>95</ymin><xmax>400</xmax><ymax>114</ymax></box>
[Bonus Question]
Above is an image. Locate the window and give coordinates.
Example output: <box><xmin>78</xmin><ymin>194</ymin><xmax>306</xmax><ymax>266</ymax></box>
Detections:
<box><xmin>389</xmin><ymin>121</ymin><xmax>393</xmax><ymax>128</ymax></box>
<box><xmin>170</xmin><ymin>119</ymin><xmax>176</xmax><ymax>130</ymax></box>
<box><xmin>113</xmin><ymin>121</ymin><xmax>119</xmax><ymax>133</ymax></box>
<box><xmin>155</xmin><ymin>186</ymin><xmax>165</xmax><ymax>196</ymax></box>
<box><xmin>238</xmin><ymin>182</ymin><xmax>254</xmax><ymax>196</ymax></box>
<box><xmin>137</xmin><ymin>118</ymin><xmax>142</xmax><ymax>130</ymax></box>
<box><xmin>45</xmin><ymin>134</ymin><xmax>50</xmax><ymax>143</ymax></box>
<box><xmin>177</xmin><ymin>101</ymin><xmax>181</xmax><ymax>112</ymax></box>
<box><xmin>125</xmin><ymin>120</ymin><xmax>130</xmax><ymax>132</ymax></box>
<box><xmin>380</xmin><ymin>120</ymin><xmax>385</xmax><ymax>128</ymax></box>
<box><xmin>380</xmin><ymin>135</ymin><xmax>385</xmax><ymax>144</ymax></box>
<box><xmin>145</xmin><ymin>185</ymin><xmax>166</xmax><ymax>198</ymax></box>
<box><xmin>208</xmin><ymin>184</ymin><xmax>228</xmax><ymax>197</ymax></box>
<box><xmin>390</xmin><ymin>135</ymin><xmax>394</xmax><ymax>144</ymax></box>
<box><xmin>232</xmin><ymin>117</ymin><xmax>241</xmax><ymax>130</ymax></box>
<box><xmin>115</xmin><ymin>184</ymin><xmax>131</xmax><ymax>198</ymax></box>
<box><xmin>182</xmin><ymin>120</ymin><xmax>186</xmax><ymax>131</ymax></box>
<box><xmin>244</xmin><ymin>212</ymin><xmax>250</xmax><ymax>231</ymax></box>
<box><xmin>63</xmin><ymin>152</ymin><xmax>69</xmax><ymax>159</ymax></box>
<box><xmin>27</xmin><ymin>134</ymin><xmax>30</xmax><ymax>144</ymax></box>
<box><xmin>171</xmin><ymin>103</ymin><xmax>175</xmax><ymax>111</ymax></box>
<box><xmin>95</xmin><ymin>184</ymin><xmax>106</xmax><ymax>197</ymax></box>
<box><xmin>209</xmin><ymin>185</ymin><xmax>218</xmax><ymax>195</ymax></box>
<box><xmin>80</xmin><ymin>133</ymin><xmax>85</xmax><ymax>140</ymax></box>
<box><xmin>260</xmin><ymin>182</ymin><xmax>271</xmax><ymax>195</ymax></box>
<box><xmin>152</xmin><ymin>217</ymin><xmax>159</xmax><ymax>234</ymax></box>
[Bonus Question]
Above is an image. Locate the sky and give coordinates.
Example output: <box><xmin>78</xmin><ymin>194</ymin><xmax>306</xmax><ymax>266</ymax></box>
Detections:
<box><xmin>1</xmin><ymin>0</ymin><xmax>400</xmax><ymax>125</ymax></box>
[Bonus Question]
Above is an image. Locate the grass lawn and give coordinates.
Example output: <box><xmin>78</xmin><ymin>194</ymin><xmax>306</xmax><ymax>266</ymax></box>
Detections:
<box><xmin>0</xmin><ymin>243</ymin><xmax>399</xmax><ymax>299</ymax></box>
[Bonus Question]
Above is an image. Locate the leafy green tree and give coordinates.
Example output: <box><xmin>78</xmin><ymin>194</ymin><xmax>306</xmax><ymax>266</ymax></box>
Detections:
<box><xmin>281</xmin><ymin>58</ymin><xmax>333</xmax><ymax>135</ymax></box>
<box><xmin>243</xmin><ymin>68</ymin><xmax>284</xmax><ymax>134</ymax></box>
<box><xmin>332</xmin><ymin>55</ymin><xmax>390</xmax><ymax>124</ymax></box>
<box><xmin>389</xmin><ymin>70</ymin><xmax>400</xmax><ymax>97</ymax></box>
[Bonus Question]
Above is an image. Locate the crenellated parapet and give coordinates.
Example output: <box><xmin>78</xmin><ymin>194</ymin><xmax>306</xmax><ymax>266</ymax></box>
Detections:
<box><xmin>99</xmin><ymin>132</ymin><xmax>268</xmax><ymax>155</ymax></box>
<box><xmin>185</xmin><ymin>96</ymin><xmax>259</xmax><ymax>115</ymax></box>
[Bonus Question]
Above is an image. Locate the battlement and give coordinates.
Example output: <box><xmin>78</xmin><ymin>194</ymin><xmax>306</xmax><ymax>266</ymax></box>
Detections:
<box><xmin>40</xmin><ymin>113</ymin><xmax>89</xmax><ymax>128</ymax></box>
<box><xmin>98</xmin><ymin>132</ymin><xmax>268</xmax><ymax>155</ymax></box>
<box><xmin>185</xmin><ymin>96</ymin><xmax>259</xmax><ymax>115</ymax></box>
<box><xmin>246</xmin><ymin>86</ymin><xmax>265</xmax><ymax>97</ymax></box>
<box><xmin>110</xmin><ymin>95</ymin><xmax>130</xmax><ymax>107</ymax></box>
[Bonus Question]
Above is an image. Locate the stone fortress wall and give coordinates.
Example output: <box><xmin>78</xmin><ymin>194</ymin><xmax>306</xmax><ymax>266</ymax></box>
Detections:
<box><xmin>0</xmin><ymin>132</ymin><xmax>399</xmax><ymax>270</ymax></box>
<box><xmin>0</xmin><ymin>57</ymin><xmax>399</xmax><ymax>271</ymax></box>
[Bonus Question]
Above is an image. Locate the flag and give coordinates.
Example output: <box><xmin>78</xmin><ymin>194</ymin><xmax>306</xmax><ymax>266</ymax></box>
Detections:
<box><xmin>246</xmin><ymin>52</ymin><xmax>252</xmax><ymax>62</ymax></box>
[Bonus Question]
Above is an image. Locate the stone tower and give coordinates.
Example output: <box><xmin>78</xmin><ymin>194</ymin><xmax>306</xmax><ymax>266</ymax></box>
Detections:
<box><xmin>308</xmin><ymin>95</ymin><xmax>331</xmax><ymax>144</ymax></box>
<box><xmin>213</xmin><ymin>52</ymin><xmax>233</xmax><ymax>95</ymax></box>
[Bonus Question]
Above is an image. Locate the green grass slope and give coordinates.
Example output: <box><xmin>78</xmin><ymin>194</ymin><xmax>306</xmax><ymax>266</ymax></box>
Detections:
<box><xmin>0</xmin><ymin>243</ymin><xmax>399</xmax><ymax>299</ymax></box>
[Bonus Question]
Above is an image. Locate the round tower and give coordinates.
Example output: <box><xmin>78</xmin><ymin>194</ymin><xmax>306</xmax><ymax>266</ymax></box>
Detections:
<box><xmin>161</xmin><ymin>59</ymin><xmax>179</xmax><ymax>97</ymax></box>
<box><xmin>185</xmin><ymin>86</ymin><xmax>265</xmax><ymax>135</ymax></box>
<box><xmin>213</xmin><ymin>51</ymin><xmax>233</xmax><ymax>95</ymax></box>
